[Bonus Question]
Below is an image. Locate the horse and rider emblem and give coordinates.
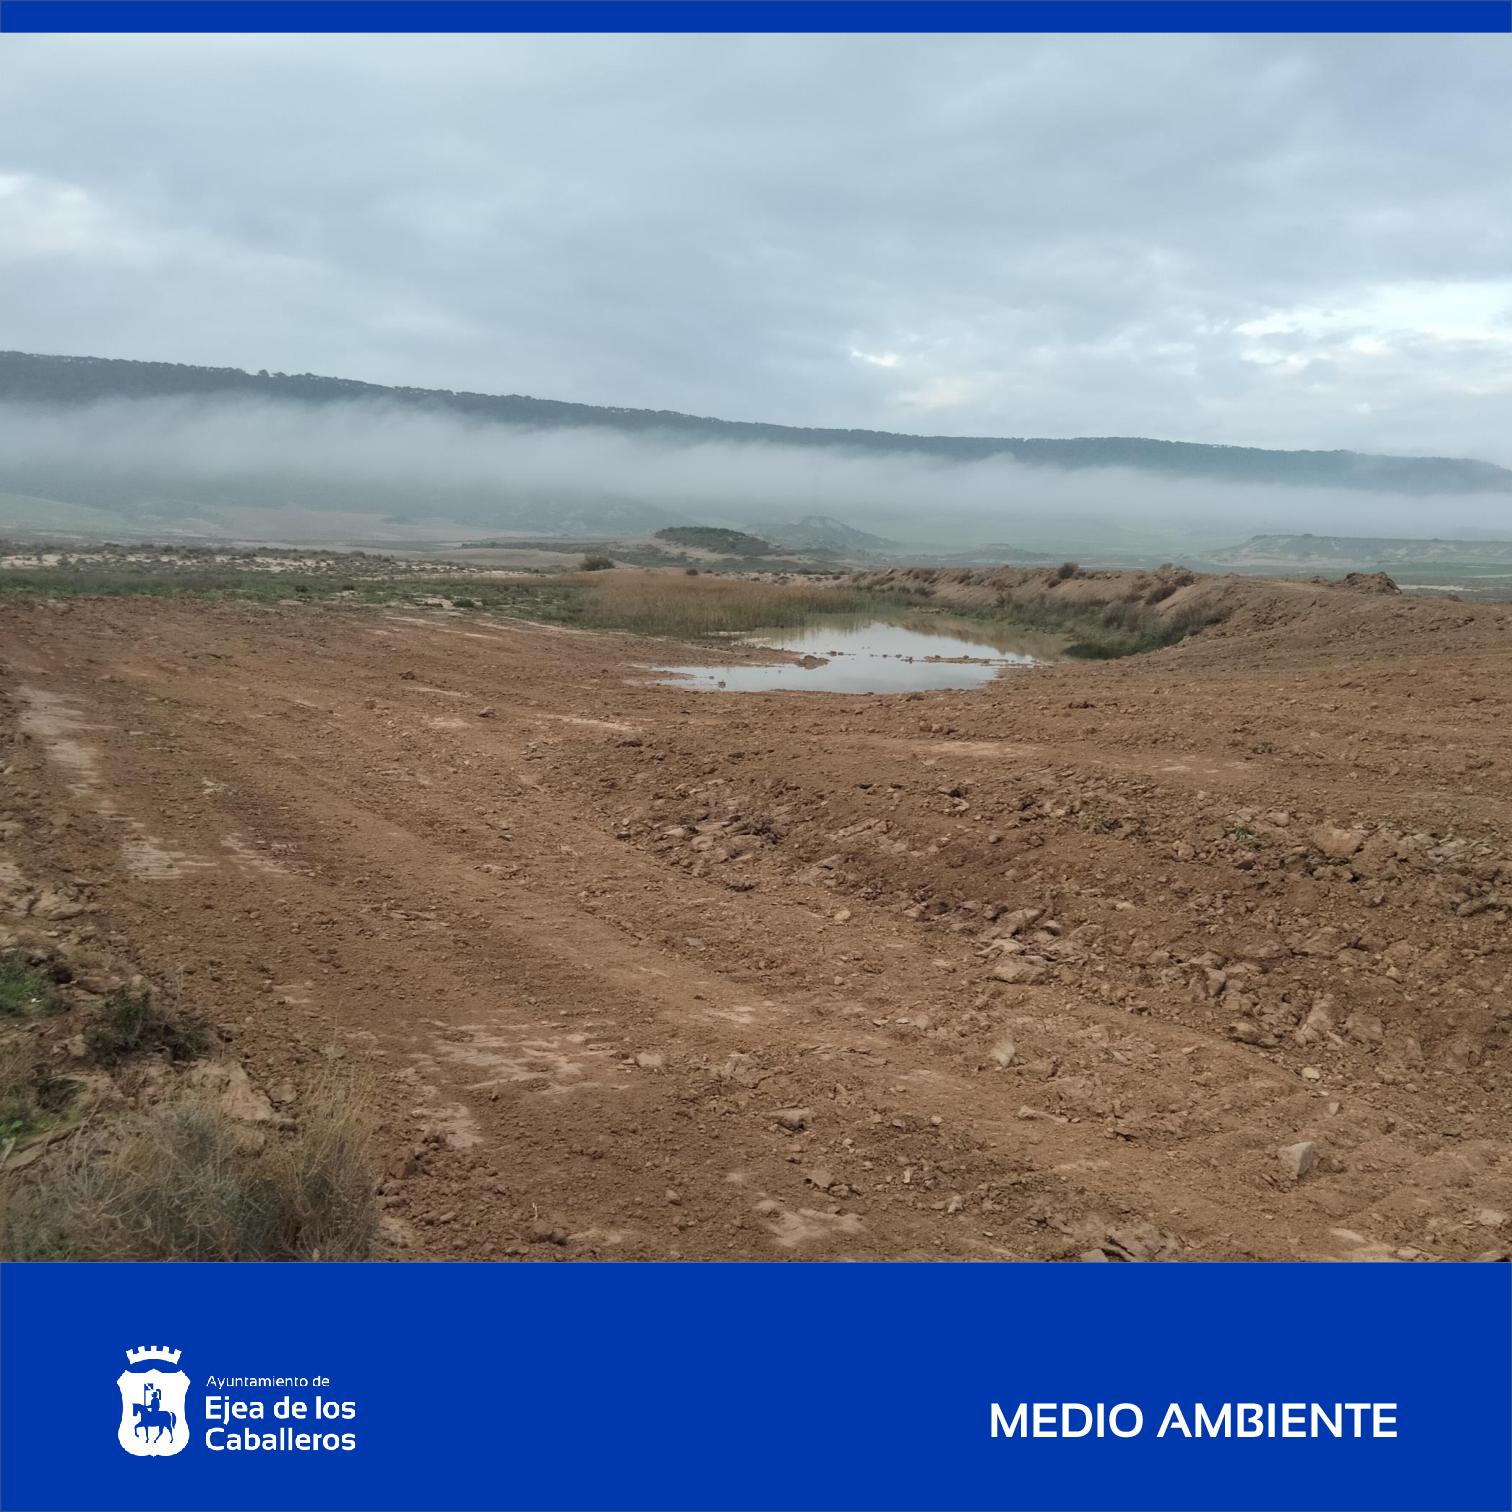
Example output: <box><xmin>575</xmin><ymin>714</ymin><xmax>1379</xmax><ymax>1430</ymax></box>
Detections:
<box><xmin>116</xmin><ymin>1345</ymin><xmax>190</xmax><ymax>1457</ymax></box>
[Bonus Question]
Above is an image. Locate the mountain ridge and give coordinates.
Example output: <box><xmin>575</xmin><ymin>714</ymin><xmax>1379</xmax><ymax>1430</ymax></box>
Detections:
<box><xmin>4</xmin><ymin>349</ymin><xmax>1510</xmax><ymax>497</ymax></box>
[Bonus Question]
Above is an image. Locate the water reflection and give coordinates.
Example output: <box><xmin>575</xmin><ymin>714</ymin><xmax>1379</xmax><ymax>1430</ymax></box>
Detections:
<box><xmin>656</xmin><ymin>614</ymin><xmax>1055</xmax><ymax>694</ymax></box>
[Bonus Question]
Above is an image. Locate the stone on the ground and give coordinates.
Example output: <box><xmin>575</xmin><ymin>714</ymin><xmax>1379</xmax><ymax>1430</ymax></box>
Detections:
<box><xmin>990</xmin><ymin>959</ymin><xmax>1047</xmax><ymax>986</ymax></box>
<box><xmin>1312</xmin><ymin>825</ymin><xmax>1366</xmax><ymax>860</ymax></box>
<box><xmin>1278</xmin><ymin>1140</ymin><xmax>1317</xmax><ymax>1181</ymax></box>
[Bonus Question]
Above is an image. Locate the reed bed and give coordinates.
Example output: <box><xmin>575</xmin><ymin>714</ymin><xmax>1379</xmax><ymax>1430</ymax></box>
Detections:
<box><xmin>572</xmin><ymin>571</ymin><xmax>882</xmax><ymax>637</ymax></box>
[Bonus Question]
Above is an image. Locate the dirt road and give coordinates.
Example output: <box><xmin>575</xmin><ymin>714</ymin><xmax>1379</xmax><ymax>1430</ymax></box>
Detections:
<box><xmin>5</xmin><ymin>579</ymin><xmax>1512</xmax><ymax>1260</ymax></box>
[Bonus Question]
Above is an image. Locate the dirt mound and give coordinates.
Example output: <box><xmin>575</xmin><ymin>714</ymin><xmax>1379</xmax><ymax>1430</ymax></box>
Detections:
<box><xmin>859</xmin><ymin>563</ymin><xmax>1511</xmax><ymax>664</ymax></box>
<box><xmin>1329</xmin><ymin>570</ymin><xmax>1401</xmax><ymax>594</ymax></box>
<box><xmin>851</xmin><ymin>564</ymin><xmax>1234</xmax><ymax>657</ymax></box>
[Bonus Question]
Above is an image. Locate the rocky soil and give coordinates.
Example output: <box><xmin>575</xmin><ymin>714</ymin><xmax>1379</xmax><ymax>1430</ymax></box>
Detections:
<box><xmin>3</xmin><ymin>573</ymin><xmax>1511</xmax><ymax>1260</ymax></box>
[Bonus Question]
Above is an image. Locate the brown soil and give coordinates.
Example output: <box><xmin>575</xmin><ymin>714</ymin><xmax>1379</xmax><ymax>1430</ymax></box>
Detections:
<box><xmin>4</xmin><ymin>574</ymin><xmax>1512</xmax><ymax>1261</ymax></box>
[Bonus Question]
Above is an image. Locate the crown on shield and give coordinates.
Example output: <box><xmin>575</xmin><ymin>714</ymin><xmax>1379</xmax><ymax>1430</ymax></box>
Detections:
<box><xmin>126</xmin><ymin>1345</ymin><xmax>182</xmax><ymax>1366</ymax></box>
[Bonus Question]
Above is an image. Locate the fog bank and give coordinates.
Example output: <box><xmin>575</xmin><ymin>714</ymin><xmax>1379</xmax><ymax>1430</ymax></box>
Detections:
<box><xmin>3</xmin><ymin>397</ymin><xmax>1509</xmax><ymax>545</ymax></box>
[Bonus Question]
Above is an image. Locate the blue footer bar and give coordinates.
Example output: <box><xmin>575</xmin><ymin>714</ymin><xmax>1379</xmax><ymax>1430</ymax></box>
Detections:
<box><xmin>2</xmin><ymin>1261</ymin><xmax>1509</xmax><ymax>1511</ymax></box>
<box><xmin>1</xmin><ymin>1</ymin><xmax>1509</xmax><ymax>31</ymax></box>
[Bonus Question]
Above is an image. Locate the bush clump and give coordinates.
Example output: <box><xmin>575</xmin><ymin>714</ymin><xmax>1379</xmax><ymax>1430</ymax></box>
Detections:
<box><xmin>0</xmin><ymin>1043</ymin><xmax>75</xmax><ymax>1141</ymax></box>
<box><xmin>989</xmin><ymin>581</ymin><xmax>1229</xmax><ymax>660</ymax></box>
<box><xmin>1</xmin><ymin>1070</ymin><xmax>377</xmax><ymax>1261</ymax></box>
<box><xmin>84</xmin><ymin>988</ymin><xmax>210</xmax><ymax>1066</ymax></box>
<box><xmin>0</xmin><ymin>953</ymin><xmax>63</xmax><ymax>1019</ymax></box>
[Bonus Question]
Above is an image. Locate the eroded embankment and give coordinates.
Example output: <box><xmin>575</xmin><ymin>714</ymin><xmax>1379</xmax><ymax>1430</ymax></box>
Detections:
<box><xmin>847</xmin><ymin>561</ymin><xmax>1464</xmax><ymax>658</ymax></box>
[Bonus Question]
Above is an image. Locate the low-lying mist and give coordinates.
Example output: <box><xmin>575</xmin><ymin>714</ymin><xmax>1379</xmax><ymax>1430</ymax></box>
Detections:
<box><xmin>3</xmin><ymin>396</ymin><xmax>1508</xmax><ymax>546</ymax></box>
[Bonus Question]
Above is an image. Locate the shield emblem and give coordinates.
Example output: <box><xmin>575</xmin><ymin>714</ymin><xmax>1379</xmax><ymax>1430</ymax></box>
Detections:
<box><xmin>117</xmin><ymin>1354</ymin><xmax>191</xmax><ymax>1457</ymax></box>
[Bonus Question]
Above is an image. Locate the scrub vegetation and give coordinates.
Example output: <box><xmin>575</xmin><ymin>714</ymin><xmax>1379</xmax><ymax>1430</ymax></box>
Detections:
<box><xmin>0</xmin><ymin>545</ymin><xmax>1236</xmax><ymax>658</ymax></box>
<box><xmin>856</xmin><ymin>563</ymin><xmax>1232</xmax><ymax>659</ymax></box>
<box><xmin>0</xmin><ymin>952</ymin><xmax>63</xmax><ymax>1019</ymax></box>
<box><xmin>83</xmin><ymin>987</ymin><xmax>211</xmax><ymax>1067</ymax></box>
<box><xmin>1</xmin><ymin>1070</ymin><xmax>377</xmax><ymax>1261</ymax></box>
<box><xmin>0</xmin><ymin>1042</ymin><xmax>75</xmax><ymax>1142</ymax></box>
<box><xmin>573</xmin><ymin>571</ymin><xmax>884</xmax><ymax>637</ymax></box>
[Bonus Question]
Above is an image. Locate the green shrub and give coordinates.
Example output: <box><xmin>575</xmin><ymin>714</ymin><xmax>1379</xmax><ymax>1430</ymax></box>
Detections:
<box><xmin>0</xmin><ymin>954</ymin><xmax>62</xmax><ymax>1018</ymax></box>
<box><xmin>85</xmin><ymin>989</ymin><xmax>209</xmax><ymax>1066</ymax></box>
<box><xmin>991</xmin><ymin>582</ymin><xmax>1229</xmax><ymax>660</ymax></box>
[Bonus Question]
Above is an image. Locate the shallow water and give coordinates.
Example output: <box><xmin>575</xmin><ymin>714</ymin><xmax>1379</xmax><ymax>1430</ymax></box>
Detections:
<box><xmin>656</xmin><ymin>615</ymin><xmax>1055</xmax><ymax>694</ymax></box>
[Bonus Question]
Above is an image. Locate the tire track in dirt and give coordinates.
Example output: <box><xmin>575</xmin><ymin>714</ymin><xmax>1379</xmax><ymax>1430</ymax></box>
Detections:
<box><xmin>6</xmin><ymin>593</ymin><xmax>1512</xmax><ymax>1261</ymax></box>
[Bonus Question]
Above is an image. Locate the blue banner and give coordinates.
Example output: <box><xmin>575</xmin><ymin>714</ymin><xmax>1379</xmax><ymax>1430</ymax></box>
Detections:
<box><xmin>2</xmin><ymin>0</ymin><xmax>1509</xmax><ymax>30</ymax></box>
<box><xmin>2</xmin><ymin>1260</ymin><xmax>1509</xmax><ymax>1511</ymax></box>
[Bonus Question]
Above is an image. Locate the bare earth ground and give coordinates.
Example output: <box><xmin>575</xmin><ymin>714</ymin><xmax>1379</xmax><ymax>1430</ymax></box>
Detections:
<box><xmin>4</xmin><ymin>579</ymin><xmax>1512</xmax><ymax>1261</ymax></box>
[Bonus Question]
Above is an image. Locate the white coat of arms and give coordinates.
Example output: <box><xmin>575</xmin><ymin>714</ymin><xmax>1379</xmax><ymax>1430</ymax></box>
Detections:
<box><xmin>116</xmin><ymin>1345</ymin><xmax>191</xmax><ymax>1457</ymax></box>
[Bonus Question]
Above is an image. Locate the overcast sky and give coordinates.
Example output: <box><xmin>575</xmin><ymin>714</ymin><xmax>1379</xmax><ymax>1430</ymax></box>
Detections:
<box><xmin>2</xmin><ymin>36</ymin><xmax>1510</xmax><ymax>462</ymax></box>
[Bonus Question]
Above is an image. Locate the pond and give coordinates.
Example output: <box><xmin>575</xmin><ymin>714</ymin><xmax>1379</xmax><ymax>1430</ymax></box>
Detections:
<box><xmin>655</xmin><ymin>614</ymin><xmax>1058</xmax><ymax>694</ymax></box>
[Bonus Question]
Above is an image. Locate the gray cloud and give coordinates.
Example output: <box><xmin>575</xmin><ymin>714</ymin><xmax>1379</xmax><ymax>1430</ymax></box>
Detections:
<box><xmin>2</xmin><ymin>37</ymin><xmax>1511</xmax><ymax>465</ymax></box>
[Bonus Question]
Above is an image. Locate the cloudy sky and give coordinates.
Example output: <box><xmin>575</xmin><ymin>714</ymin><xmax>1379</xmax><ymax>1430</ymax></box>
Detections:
<box><xmin>2</xmin><ymin>36</ymin><xmax>1510</xmax><ymax>462</ymax></box>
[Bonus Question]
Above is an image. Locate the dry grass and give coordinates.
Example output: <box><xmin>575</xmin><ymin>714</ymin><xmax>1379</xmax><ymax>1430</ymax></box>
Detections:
<box><xmin>853</xmin><ymin>564</ymin><xmax>1231</xmax><ymax>659</ymax></box>
<box><xmin>0</xmin><ymin>1041</ymin><xmax>75</xmax><ymax>1141</ymax></box>
<box><xmin>1</xmin><ymin>1067</ymin><xmax>377</xmax><ymax>1260</ymax></box>
<box><xmin>1046</xmin><ymin>596</ymin><xmax>1230</xmax><ymax>659</ymax></box>
<box><xmin>572</xmin><ymin>570</ymin><xmax>878</xmax><ymax>637</ymax></box>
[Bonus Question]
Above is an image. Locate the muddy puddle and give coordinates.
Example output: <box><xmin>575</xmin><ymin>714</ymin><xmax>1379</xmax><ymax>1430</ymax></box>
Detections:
<box><xmin>657</xmin><ymin>615</ymin><xmax>1057</xmax><ymax>694</ymax></box>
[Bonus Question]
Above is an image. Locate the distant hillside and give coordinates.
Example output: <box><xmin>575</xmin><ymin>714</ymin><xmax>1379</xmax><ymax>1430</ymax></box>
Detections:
<box><xmin>761</xmin><ymin>515</ymin><xmax>901</xmax><ymax>558</ymax></box>
<box><xmin>654</xmin><ymin>526</ymin><xmax>774</xmax><ymax>557</ymax></box>
<box><xmin>1209</xmin><ymin>533</ymin><xmax>1512</xmax><ymax>569</ymax></box>
<box><xmin>4</xmin><ymin>350</ymin><xmax>1511</xmax><ymax>497</ymax></box>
